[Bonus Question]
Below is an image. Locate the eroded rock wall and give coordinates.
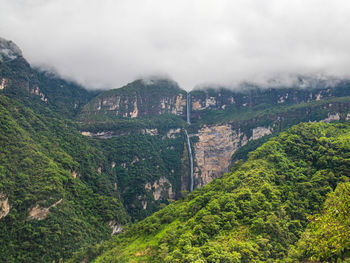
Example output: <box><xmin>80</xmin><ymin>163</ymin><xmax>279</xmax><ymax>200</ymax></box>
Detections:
<box><xmin>192</xmin><ymin>124</ymin><xmax>249</xmax><ymax>188</ymax></box>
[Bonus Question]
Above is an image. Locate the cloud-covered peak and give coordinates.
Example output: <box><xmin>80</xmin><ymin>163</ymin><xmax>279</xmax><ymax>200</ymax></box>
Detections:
<box><xmin>0</xmin><ymin>37</ymin><xmax>22</xmax><ymax>61</ymax></box>
<box><xmin>1</xmin><ymin>1</ymin><xmax>350</xmax><ymax>90</ymax></box>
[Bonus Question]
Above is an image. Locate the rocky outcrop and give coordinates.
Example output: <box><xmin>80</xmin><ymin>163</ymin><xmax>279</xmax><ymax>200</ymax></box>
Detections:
<box><xmin>165</xmin><ymin>128</ymin><xmax>181</xmax><ymax>139</ymax></box>
<box><xmin>30</xmin><ymin>86</ymin><xmax>48</xmax><ymax>103</ymax></box>
<box><xmin>251</xmin><ymin>126</ymin><xmax>272</xmax><ymax>140</ymax></box>
<box><xmin>108</xmin><ymin>220</ymin><xmax>123</xmax><ymax>235</ymax></box>
<box><xmin>141</xmin><ymin>128</ymin><xmax>158</xmax><ymax>136</ymax></box>
<box><xmin>0</xmin><ymin>78</ymin><xmax>7</xmax><ymax>90</ymax></box>
<box><xmin>27</xmin><ymin>199</ymin><xmax>63</xmax><ymax>220</ymax></box>
<box><xmin>322</xmin><ymin>113</ymin><xmax>340</xmax><ymax>123</ymax></box>
<box><xmin>145</xmin><ymin>177</ymin><xmax>175</xmax><ymax>201</ymax></box>
<box><xmin>0</xmin><ymin>193</ymin><xmax>10</xmax><ymax>219</ymax></box>
<box><xmin>346</xmin><ymin>113</ymin><xmax>350</xmax><ymax>121</ymax></box>
<box><xmin>193</xmin><ymin>124</ymin><xmax>248</xmax><ymax>188</ymax></box>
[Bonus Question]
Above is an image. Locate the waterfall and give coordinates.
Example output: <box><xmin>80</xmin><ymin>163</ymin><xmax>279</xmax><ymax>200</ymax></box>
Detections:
<box><xmin>184</xmin><ymin>130</ymin><xmax>194</xmax><ymax>192</ymax></box>
<box><xmin>186</xmin><ymin>93</ymin><xmax>191</xmax><ymax>124</ymax></box>
<box><xmin>185</xmin><ymin>92</ymin><xmax>194</xmax><ymax>192</ymax></box>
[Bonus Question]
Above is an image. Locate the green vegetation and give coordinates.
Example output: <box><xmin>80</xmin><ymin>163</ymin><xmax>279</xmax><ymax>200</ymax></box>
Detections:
<box><xmin>190</xmin><ymin>96</ymin><xmax>350</xmax><ymax>129</ymax></box>
<box><xmin>0</xmin><ymin>95</ymin><xmax>129</xmax><ymax>262</ymax></box>
<box><xmin>70</xmin><ymin>122</ymin><xmax>350</xmax><ymax>262</ymax></box>
<box><xmin>288</xmin><ymin>182</ymin><xmax>350</xmax><ymax>262</ymax></box>
<box><xmin>97</xmin><ymin>131</ymin><xmax>186</xmax><ymax>221</ymax></box>
<box><xmin>0</xmin><ymin>57</ymin><xmax>98</xmax><ymax>118</ymax></box>
<box><xmin>2</xmin><ymin>47</ymin><xmax>350</xmax><ymax>262</ymax></box>
<box><xmin>80</xmin><ymin>79</ymin><xmax>186</xmax><ymax>121</ymax></box>
<box><xmin>190</xmin><ymin>82</ymin><xmax>350</xmax><ymax>127</ymax></box>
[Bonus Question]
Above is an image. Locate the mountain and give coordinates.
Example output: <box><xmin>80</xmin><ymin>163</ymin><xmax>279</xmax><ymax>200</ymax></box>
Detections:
<box><xmin>1</xmin><ymin>37</ymin><xmax>350</xmax><ymax>262</ymax></box>
<box><xmin>0</xmin><ymin>37</ymin><xmax>99</xmax><ymax>118</ymax></box>
<box><xmin>0</xmin><ymin>38</ymin><xmax>129</xmax><ymax>262</ymax></box>
<box><xmin>80</xmin><ymin>78</ymin><xmax>187</xmax><ymax>120</ymax></box>
<box><xmin>68</xmin><ymin>121</ymin><xmax>350</xmax><ymax>262</ymax></box>
<box><xmin>76</xmin><ymin>75</ymin><xmax>350</xmax><ymax>218</ymax></box>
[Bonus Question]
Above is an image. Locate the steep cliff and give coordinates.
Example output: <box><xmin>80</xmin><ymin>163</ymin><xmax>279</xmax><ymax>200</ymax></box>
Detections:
<box><xmin>190</xmin><ymin>78</ymin><xmax>350</xmax><ymax>122</ymax></box>
<box><xmin>80</xmin><ymin>79</ymin><xmax>187</xmax><ymax>121</ymax></box>
<box><xmin>190</xmin><ymin>97</ymin><xmax>350</xmax><ymax>187</ymax></box>
<box><xmin>78</xmin><ymin>77</ymin><xmax>350</xmax><ymax>205</ymax></box>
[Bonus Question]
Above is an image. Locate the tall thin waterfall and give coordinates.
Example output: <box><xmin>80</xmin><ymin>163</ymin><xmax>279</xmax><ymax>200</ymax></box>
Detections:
<box><xmin>186</xmin><ymin>93</ymin><xmax>191</xmax><ymax>124</ymax></box>
<box><xmin>185</xmin><ymin>130</ymin><xmax>194</xmax><ymax>192</ymax></box>
<box><xmin>185</xmin><ymin>92</ymin><xmax>194</xmax><ymax>192</ymax></box>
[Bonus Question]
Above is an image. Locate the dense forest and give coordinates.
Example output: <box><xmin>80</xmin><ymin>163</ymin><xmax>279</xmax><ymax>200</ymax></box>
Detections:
<box><xmin>0</xmin><ymin>95</ymin><xmax>129</xmax><ymax>262</ymax></box>
<box><xmin>69</xmin><ymin>122</ymin><xmax>350</xmax><ymax>262</ymax></box>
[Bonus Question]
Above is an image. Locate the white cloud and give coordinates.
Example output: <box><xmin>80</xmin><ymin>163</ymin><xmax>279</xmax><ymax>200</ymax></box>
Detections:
<box><xmin>1</xmin><ymin>0</ymin><xmax>350</xmax><ymax>90</ymax></box>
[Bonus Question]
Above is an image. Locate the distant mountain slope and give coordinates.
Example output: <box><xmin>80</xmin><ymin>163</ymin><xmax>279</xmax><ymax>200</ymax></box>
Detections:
<box><xmin>0</xmin><ymin>37</ymin><xmax>99</xmax><ymax>118</ymax></box>
<box><xmin>190</xmin><ymin>78</ymin><xmax>350</xmax><ymax>124</ymax></box>
<box><xmin>0</xmin><ymin>95</ymin><xmax>129</xmax><ymax>262</ymax></box>
<box><xmin>69</xmin><ymin>122</ymin><xmax>350</xmax><ymax>262</ymax></box>
<box><xmin>79</xmin><ymin>79</ymin><xmax>187</xmax><ymax>121</ymax></box>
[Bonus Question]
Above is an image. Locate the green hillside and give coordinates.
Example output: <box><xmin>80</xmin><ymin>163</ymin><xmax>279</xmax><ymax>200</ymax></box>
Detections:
<box><xmin>289</xmin><ymin>182</ymin><xmax>350</xmax><ymax>262</ymax></box>
<box><xmin>0</xmin><ymin>95</ymin><xmax>129</xmax><ymax>262</ymax></box>
<box><xmin>69</xmin><ymin>122</ymin><xmax>350</xmax><ymax>262</ymax></box>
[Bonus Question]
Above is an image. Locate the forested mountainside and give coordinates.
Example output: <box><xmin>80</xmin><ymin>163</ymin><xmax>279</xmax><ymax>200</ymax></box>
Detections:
<box><xmin>0</xmin><ymin>95</ymin><xmax>129</xmax><ymax>262</ymax></box>
<box><xmin>0</xmin><ymin>37</ymin><xmax>98</xmax><ymax>118</ymax></box>
<box><xmin>1</xmin><ymin>37</ymin><xmax>350</xmax><ymax>262</ymax></box>
<box><xmin>69</xmin><ymin>122</ymin><xmax>350</xmax><ymax>263</ymax></box>
<box><xmin>0</xmin><ymin>38</ymin><xmax>129</xmax><ymax>262</ymax></box>
<box><xmin>78</xmin><ymin>78</ymin><xmax>350</xmax><ymax>215</ymax></box>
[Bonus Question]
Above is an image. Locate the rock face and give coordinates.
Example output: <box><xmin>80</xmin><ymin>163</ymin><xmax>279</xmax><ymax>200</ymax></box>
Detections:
<box><xmin>322</xmin><ymin>113</ymin><xmax>340</xmax><ymax>123</ymax></box>
<box><xmin>30</xmin><ymin>86</ymin><xmax>48</xmax><ymax>103</ymax></box>
<box><xmin>0</xmin><ymin>193</ymin><xmax>10</xmax><ymax>219</ymax></box>
<box><xmin>193</xmin><ymin>125</ymin><xmax>248</xmax><ymax>188</ymax></box>
<box><xmin>251</xmin><ymin>126</ymin><xmax>272</xmax><ymax>140</ymax></box>
<box><xmin>165</xmin><ymin>128</ymin><xmax>181</xmax><ymax>139</ymax></box>
<box><xmin>108</xmin><ymin>220</ymin><xmax>123</xmax><ymax>235</ymax></box>
<box><xmin>0</xmin><ymin>78</ymin><xmax>7</xmax><ymax>90</ymax></box>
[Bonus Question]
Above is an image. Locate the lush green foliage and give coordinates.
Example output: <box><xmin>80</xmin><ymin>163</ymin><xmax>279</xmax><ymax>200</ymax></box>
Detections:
<box><xmin>70</xmin><ymin>122</ymin><xmax>350</xmax><ymax>262</ymax></box>
<box><xmin>0</xmin><ymin>95</ymin><xmax>129</xmax><ymax>262</ymax></box>
<box><xmin>2</xmin><ymin>50</ymin><xmax>350</xmax><ymax>262</ymax></box>
<box><xmin>97</xmin><ymin>131</ymin><xmax>186</xmax><ymax>221</ymax></box>
<box><xmin>288</xmin><ymin>182</ymin><xmax>350</xmax><ymax>262</ymax></box>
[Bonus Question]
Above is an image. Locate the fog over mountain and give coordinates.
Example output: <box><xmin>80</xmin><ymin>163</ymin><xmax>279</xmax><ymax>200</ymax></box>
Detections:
<box><xmin>1</xmin><ymin>0</ymin><xmax>350</xmax><ymax>90</ymax></box>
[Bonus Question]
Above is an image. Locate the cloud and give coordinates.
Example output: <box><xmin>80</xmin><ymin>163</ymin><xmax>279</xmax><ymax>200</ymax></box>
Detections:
<box><xmin>1</xmin><ymin>0</ymin><xmax>350</xmax><ymax>90</ymax></box>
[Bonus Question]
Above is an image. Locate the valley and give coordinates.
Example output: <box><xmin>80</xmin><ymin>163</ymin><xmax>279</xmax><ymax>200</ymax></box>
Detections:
<box><xmin>0</xmin><ymin>37</ymin><xmax>349</xmax><ymax>262</ymax></box>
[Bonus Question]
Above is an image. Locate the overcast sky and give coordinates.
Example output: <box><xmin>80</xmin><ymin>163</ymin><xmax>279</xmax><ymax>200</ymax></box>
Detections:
<box><xmin>1</xmin><ymin>0</ymin><xmax>350</xmax><ymax>90</ymax></box>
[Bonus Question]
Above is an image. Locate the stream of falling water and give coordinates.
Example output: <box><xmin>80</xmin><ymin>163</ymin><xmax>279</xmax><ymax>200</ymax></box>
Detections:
<box><xmin>186</xmin><ymin>92</ymin><xmax>191</xmax><ymax>124</ymax></box>
<box><xmin>185</xmin><ymin>92</ymin><xmax>194</xmax><ymax>192</ymax></box>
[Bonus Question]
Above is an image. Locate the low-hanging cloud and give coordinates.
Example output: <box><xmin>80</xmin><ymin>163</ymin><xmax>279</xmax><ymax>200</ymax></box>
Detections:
<box><xmin>1</xmin><ymin>0</ymin><xmax>350</xmax><ymax>90</ymax></box>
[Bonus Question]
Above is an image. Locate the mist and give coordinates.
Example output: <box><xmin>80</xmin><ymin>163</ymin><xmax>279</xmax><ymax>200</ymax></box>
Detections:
<box><xmin>1</xmin><ymin>0</ymin><xmax>350</xmax><ymax>91</ymax></box>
